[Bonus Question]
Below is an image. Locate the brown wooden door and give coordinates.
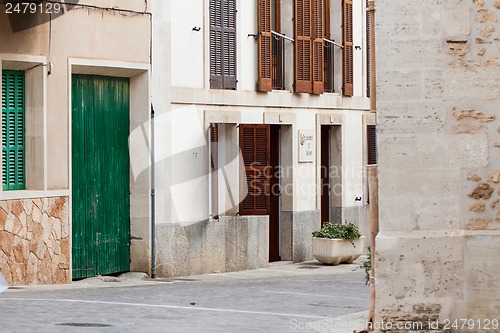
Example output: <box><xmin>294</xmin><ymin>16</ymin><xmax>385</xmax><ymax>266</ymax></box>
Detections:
<box><xmin>269</xmin><ymin>125</ymin><xmax>281</xmax><ymax>262</ymax></box>
<box><xmin>320</xmin><ymin>125</ymin><xmax>330</xmax><ymax>225</ymax></box>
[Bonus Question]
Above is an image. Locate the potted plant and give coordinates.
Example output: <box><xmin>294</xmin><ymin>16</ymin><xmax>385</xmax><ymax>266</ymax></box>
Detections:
<box><xmin>311</xmin><ymin>222</ymin><xmax>365</xmax><ymax>265</ymax></box>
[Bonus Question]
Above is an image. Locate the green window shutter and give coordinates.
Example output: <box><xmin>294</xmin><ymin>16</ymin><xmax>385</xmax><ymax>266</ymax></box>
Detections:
<box><xmin>2</xmin><ymin>70</ymin><xmax>25</xmax><ymax>191</ymax></box>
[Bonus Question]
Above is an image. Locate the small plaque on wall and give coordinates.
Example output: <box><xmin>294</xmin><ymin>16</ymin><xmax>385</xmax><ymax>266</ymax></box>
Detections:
<box><xmin>298</xmin><ymin>130</ymin><xmax>314</xmax><ymax>163</ymax></box>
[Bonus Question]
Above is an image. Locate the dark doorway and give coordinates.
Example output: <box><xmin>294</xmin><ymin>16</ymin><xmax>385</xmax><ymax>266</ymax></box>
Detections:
<box><xmin>320</xmin><ymin>126</ymin><xmax>330</xmax><ymax>226</ymax></box>
<box><xmin>269</xmin><ymin>125</ymin><xmax>281</xmax><ymax>262</ymax></box>
<box><xmin>320</xmin><ymin>125</ymin><xmax>342</xmax><ymax>225</ymax></box>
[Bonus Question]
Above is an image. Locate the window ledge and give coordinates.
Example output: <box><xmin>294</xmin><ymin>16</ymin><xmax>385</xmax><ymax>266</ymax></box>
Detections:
<box><xmin>0</xmin><ymin>189</ymin><xmax>70</xmax><ymax>201</ymax></box>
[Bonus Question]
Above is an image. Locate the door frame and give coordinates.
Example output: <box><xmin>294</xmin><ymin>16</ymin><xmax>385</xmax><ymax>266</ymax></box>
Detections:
<box><xmin>68</xmin><ymin>59</ymin><xmax>150</xmax><ymax>279</ymax></box>
<box><xmin>316</xmin><ymin>114</ymin><xmax>344</xmax><ymax>223</ymax></box>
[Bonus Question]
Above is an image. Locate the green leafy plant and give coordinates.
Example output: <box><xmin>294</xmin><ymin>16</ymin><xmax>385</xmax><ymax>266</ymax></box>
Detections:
<box><xmin>359</xmin><ymin>247</ymin><xmax>372</xmax><ymax>285</ymax></box>
<box><xmin>312</xmin><ymin>222</ymin><xmax>361</xmax><ymax>243</ymax></box>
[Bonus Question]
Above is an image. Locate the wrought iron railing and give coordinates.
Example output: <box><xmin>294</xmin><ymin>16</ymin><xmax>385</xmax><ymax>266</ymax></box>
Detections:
<box><xmin>271</xmin><ymin>31</ymin><xmax>293</xmax><ymax>90</ymax></box>
<box><xmin>323</xmin><ymin>38</ymin><xmax>343</xmax><ymax>93</ymax></box>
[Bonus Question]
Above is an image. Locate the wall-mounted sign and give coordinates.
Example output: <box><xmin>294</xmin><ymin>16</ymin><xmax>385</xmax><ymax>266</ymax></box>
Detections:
<box><xmin>298</xmin><ymin>130</ymin><xmax>314</xmax><ymax>163</ymax></box>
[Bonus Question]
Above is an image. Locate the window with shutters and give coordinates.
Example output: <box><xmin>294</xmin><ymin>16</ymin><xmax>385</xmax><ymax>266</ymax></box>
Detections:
<box><xmin>210</xmin><ymin>0</ymin><xmax>237</xmax><ymax>90</ymax></box>
<box><xmin>1</xmin><ymin>70</ymin><xmax>25</xmax><ymax>191</ymax></box>
<box><xmin>258</xmin><ymin>0</ymin><xmax>288</xmax><ymax>91</ymax></box>
<box><xmin>239</xmin><ymin>124</ymin><xmax>270</xmax><ymax>215</ymax></box>
<box><xmin>294</xmin><ymin>0</ymin><xmax>324</xmax><ymax>94</ymax></box>
<box><xmin>343</xmin><ymin>0</ymin><xmax>353</xmax><ymax>96</ymax></box>
<box><xmin>367</xmin><ymin>125</ymin><xmax>377</xmax><ymax>165</ymax></box>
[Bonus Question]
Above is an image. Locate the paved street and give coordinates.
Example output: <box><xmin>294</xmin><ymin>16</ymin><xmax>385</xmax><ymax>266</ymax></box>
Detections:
<box><xmin>0</xmin><ymin>261</ymin><xmax>370</xmax><ymax>333</ymax></box>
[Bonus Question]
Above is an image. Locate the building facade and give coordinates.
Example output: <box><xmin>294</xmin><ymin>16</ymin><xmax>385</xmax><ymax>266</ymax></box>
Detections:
<box><xmin>151</xmin><ymin>0</ymin><xmax>374</xmax><ymax>277</ymax></box>
<box><xmin>0</xmin><ymin>1</ymin><xmax>151</xmax><ymax>285</ymax></box>
<box><xmin>375</xmin><ymin>0</ymin><xmax>500</xmax><ymax>330</ymax></box>
<box><xmin>1</xmin><ymin>0</ymin><xmax>374</xmax><ymax>285</ymax></box>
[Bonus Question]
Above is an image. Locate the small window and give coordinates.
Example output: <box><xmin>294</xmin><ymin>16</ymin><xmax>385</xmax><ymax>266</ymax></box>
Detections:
<box><xmin>2</xmin><ymin>70</ymin><xmax>26</xmax><ymax>190</ymax></box>
<box><xmin>367</xmin><ymin>125</ymin><xmax>377</xmax><ymax>165</ymax></box>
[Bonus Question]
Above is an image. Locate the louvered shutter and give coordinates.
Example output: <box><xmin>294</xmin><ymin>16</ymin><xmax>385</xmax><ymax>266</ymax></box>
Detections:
<box><xmin>294</xmin><ymin>0</ymin><xmax>312</xmax><ymax>93</ymax></box>
<box><xmin>239</xmin><ymin>124</ymin><xmax>270</xmax><ymax>215</ymax></box>
<box><xmin>210</xmin><ymin>0</ymin><xmax>223</xmax><ymax>89</ymax></box>
<box><xmin>343</xmin><ymin>0</ymin><xmax>353</xmax><ymax>96</ymax></box>
<box><xmin>367</xmin><ymin>125</ymin><xmax>377</xmax><ymax>165</ymax></box>
<box><xmin>210</xmin><ymin>124</ymin><xmax>219</xmax><ymax>217</ymax></box>
<box><xmin>258</xmin><ymin>0</ymin><xmax>272</xmax><ymax>92</ymax></box>
<box><xmin>1</xmin><ymin>70</ymin><xmax>25</xmax><ymax>190</ymax></box>
<box><xmin>312</xmin><ymin>0</ymin><xmax>324</xmax><ymax>94</ymax></box>
<box><xmin>223</xmin><ymin>0</ymin><xmax>237</xmax><ymax>89</ymax></box>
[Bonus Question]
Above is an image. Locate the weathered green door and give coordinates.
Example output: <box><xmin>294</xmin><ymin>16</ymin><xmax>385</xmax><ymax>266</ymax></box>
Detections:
<box><xmin>72</xmin><ymin>74</ymin><xmax>130</xmax><ymax>279</ymax></box>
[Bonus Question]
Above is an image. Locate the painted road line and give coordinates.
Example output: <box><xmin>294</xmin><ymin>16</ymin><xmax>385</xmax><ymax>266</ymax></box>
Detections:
<box><xmin>0</xmin><ymin>298</ymin><xmax>328</xmax><ymax>320</ymax></box>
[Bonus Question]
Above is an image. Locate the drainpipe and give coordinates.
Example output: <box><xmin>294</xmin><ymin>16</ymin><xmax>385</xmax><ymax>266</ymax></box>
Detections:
<box><xmin>367</xmin><ymin>0</ymin><xmax>377</xmax><ymax>327</ymax></box>
<box><xmin>151</xmin><ymin>103</ymin><xmax>156</xmax><ymax>279</ymax></box>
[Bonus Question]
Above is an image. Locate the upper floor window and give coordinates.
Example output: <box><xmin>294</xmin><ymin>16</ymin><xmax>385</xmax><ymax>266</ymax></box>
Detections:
<box><xmin>210</xmin><ymin>0</ymin><xmax>237</xmax><ymax>90</ymax></box>
<box><xmin>258</xmin><ymin>0</ymin><xmax>356</xmax><ymax>96</ymax></box>
<box><xmin>1</xmin><ymin>70</ymin><xmax>26</xmax><ymax>190</ymax></box>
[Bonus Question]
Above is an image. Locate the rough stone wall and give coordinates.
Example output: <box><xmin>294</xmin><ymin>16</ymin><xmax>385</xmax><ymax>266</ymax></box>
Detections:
<box><xmin>376</xmin><ymin>0</ymin><xmax>500</xmax><ymax>331</ymax></box>
<box><xmin>0</xmin><ymin>197</ymin><xmax>70</xmax><ymax>285</ymax></box>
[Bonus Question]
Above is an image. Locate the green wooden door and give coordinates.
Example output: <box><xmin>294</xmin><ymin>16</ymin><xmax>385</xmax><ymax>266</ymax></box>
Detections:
<box><xmin>72</xmin><ymin>74</ymin><xmax>130</xmax><ymax>279</ymax></box>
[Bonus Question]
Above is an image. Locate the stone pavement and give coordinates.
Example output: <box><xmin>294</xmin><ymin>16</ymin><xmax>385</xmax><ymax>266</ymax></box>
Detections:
<box><xmin>0</xmin><ymin>260</ymin><xmax>370</xmax><ymax>333</ymax></box>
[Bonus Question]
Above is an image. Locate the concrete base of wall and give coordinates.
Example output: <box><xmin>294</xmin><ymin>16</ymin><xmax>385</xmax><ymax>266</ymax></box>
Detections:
<box><xmin>155</xmin><ymin>216</ymin><xmax>269</xmax><ymax>278</ymax></box>
<box><xmin>375</xmin><ymin>231</ymin><xmax>500</xmax><ymax>332</ymax></box>
<box><xmin>291</xmin><ymin>210</ymin><xmax>320</xmax><ymax>262</ymax></box>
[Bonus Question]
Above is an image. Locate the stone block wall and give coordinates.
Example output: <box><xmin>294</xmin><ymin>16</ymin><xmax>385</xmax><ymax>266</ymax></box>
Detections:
<box><xmin>376</xmin><ymin>0</ymin><xmax>500</xmax><ymax>331</ymax></box>
<box><xmin>0</xmin><ymin>197</ymin><xmax>70</xmax><ymax>285</ymax></box>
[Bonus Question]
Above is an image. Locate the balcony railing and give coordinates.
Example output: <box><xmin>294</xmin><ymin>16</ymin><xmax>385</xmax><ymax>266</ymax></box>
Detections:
<box><xmin>323</xmin><ymin>38</ymin><xmax>343</xmax><ymax>93</ymax></box>
<box><xmin>271</xmin><ymin>31</ymin><xmax>293</xmax><ymax>90</ymax></box>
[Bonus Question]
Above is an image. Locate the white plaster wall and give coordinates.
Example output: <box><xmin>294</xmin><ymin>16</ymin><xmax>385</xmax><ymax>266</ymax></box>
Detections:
<box><xmin>352</xmin><ymin>0</ymin><xmax>365</xmax><ymax>97</ymax></box>
<box><xmin>342</xmin><ymin>112</ymin><xmax>363</xmax><ymax>208</ymax></box>
<box><xmin>171</xmin><ymin>0</ymin><xmax>204</xmax><ymax>88</ymax></box>
<box><xmin>238</xmin><ymin>0</ymin><xmax>258</xmax><ymax>91</ymax></box>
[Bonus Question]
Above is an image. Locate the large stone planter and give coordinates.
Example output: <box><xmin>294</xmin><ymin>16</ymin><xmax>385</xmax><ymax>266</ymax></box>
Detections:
<box><xmin>312</xmin><ymin>236</ymin><xmax>365</xmax><ymax>265</ymax></box>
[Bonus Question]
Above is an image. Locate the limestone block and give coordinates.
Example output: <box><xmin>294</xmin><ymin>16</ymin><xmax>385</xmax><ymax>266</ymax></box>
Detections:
<box><xmin>453</xmin><ymin>109</ymin><xmax>496</xmax><ymax>122</ymax></box>
<box><xmin>60</xmin><ymin>238</ymin><xmax>69</xmax><ymax>256</ymax></box>
<box><xmin>480</xmin><ymin>24</ymin><xmax>495</xmax><ymax>37</ymax></box>
<box><xmin>469</xmin><ymin>203</ymin><xmax>486</xmax><ymax>212</ymax></box>
<box><xmin>487</xmin><ymin>170</ymin><xmax>500</xmax><ymax>183</ymax></box>
<box><xmin>4</xmin><ymin>216</ymin><xmax>14</xmax><ymax>233</ymax></box>
<box><xmin>375</xmin><ymin>232</ymin><xmax>465</xmax><ymax>324</ymax></box>
<box><xmin>491</xmin><ymin>199</ymin><xmax>500</xmax><ymax>208</ymax></box>
<box><xmin>423</xmin><ymin>6</ymin><xmax>471</xmax><ymax>36</ymax></box>
<box><xmin>464</xmin><ymin>236</ymin><xmax>500</xmax><ymax>319</ymax></box>
<box><xmin>467</xmin><ymin>218</ymin><xmax>488</xmax><ymax>229</ymax></box>
<box><xmin>497</xmin><ymin>211</ymin><xmax>500</xmax><ymax>222</ymax></box>
<box><xmin>22</xmin><ymin>199</ymin><xmax>33</xmax><ymax>216</ymax></box>
<box><xmin>476</xmin><ymin>11</ymin><xmax>497</xmax><ymax>23</ymax></box>
<box><xmin>468</xmin><ymin>183</ymin><xmax>494</xmax><ymax>199</ymax></box>
<box><xmin>0</xmin><ymin>209</ymin><xmax>7</xmax><ymax>230</ymax></box>
<box><xmin>467</xmin><ymin>172</ymin><xmax>482</xmax><ymax>181</ymax></box>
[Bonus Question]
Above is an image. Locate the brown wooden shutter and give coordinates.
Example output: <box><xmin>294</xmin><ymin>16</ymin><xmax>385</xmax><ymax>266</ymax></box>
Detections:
<box><xmin>210</xmin><ymin>0</ymin><xmax>223</xmax><ymax>89</ymax></box>
<box><xmin>343</xmin><ymin>0</ymin><xmax>353</xmax><ymax>96</ymax></box>
<box><xmin>210</xmin><ymin>124</ymin><xmax>219</xmax><ymax>218</ymax></box>
<box><xmin>294</xmin><ymin>0</ymin><xmax>313</xmax><ymax>93</ymax></box>
<box><xmin>258</xmin><ymin>0</ymin><xmax>272</xmax><ymax>92</ymax></box>
<box><xmin>312</xmin><ymin>0</ymin><xmax>324</xmax><ymax>94</ymax></box>
<box><xmin>239</xmin><ymin>124</ymin><xmax>270</xmax><ymax>215</ymax></box>
<box><xmin>367</xmin><ymin>125</ymin><xmax>377</xmax><ymax>165</ymax></box>
<box><xmin>223</xmin><ymin>0</ymin><xmax>237</xmax><ymax>89</ymax></box>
